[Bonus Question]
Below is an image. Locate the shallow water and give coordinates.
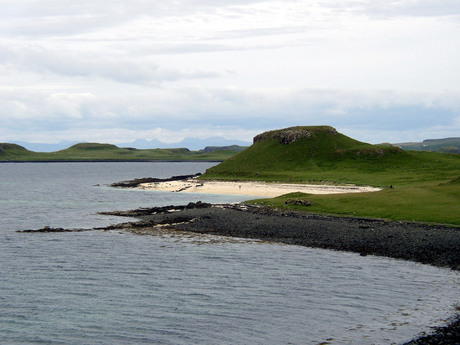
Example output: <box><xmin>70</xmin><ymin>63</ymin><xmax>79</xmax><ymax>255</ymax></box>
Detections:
<box><xmin>0</xmin><ymin>162</ymin><xmax>458</xmax><ymax>344</ymax></box>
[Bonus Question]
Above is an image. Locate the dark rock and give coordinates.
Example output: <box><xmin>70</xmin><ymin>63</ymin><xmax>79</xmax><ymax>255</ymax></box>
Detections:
<box><xmin>402</xmin><ymin>317</ymin><xmax>460</xmax><ymax>344</ymax></box>
<box><xmin>253</xmin><ymin>127</ymin><xmax>339</xmax><ymax>145</ymax></box>
<box><xmin>17</xmin><ymin>226</ymin><xmax>88</xmax><ymax>233</ymax></box>
<box><xmin>110</xmin><ymin>173</ymin><xmax>201</xmax><ymax>188</ymax></box>
<box><xmin>284</xmin><ymin>199</ymin><xmax>314</xmax><ymax>206</ymax></box>
<box><xmin>254</xmin><ymin>128</ymin><xmax>312</xmax><ymax>144</ymax></box>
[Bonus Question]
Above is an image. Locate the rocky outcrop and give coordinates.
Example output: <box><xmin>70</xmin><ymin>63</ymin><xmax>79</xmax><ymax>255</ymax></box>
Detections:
<box><xmin>253</xmin><ymin>126</ymin><xmax>338</xmax><ymax>145</ymax></box>
<box><xmin>99</xmin><ymin>201</ymin><xmax>211</xmax><ymax>217</ymax></box>
<box><xmin>284</xmin><ymin>199</ymin><xmax>314</xmax><ymax>207</ymax></box>
<box><xmin>110</xmin><ymin>173</ymin><xmax>202</xmax><ymax>188</ymax></box>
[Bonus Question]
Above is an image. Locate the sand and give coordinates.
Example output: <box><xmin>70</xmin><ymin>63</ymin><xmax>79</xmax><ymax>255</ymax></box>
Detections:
<box><xmin>136</xmin><ymin>178</ymin><xmax>382</xmax><ymax>197</ymax></box>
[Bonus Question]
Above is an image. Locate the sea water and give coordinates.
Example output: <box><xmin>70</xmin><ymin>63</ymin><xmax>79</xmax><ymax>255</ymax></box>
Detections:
<box><xmin>0</xmin><ymin>162</ymin><xmax>458</xmax><ymax>345</ymax></box>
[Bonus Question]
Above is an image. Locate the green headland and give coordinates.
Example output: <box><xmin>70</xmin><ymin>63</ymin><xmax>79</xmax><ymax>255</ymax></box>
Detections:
<box><xmin>201</xmin><ymin>126</ymin><xmax>460</xmax><ymax>225</ymax></box>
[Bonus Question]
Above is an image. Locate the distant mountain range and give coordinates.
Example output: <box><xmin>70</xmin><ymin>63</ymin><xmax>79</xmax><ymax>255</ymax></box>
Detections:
<box><xmin>14</xmin><ymin>137</ymin><xmax>252</xmax><ymax>152</ymax></box>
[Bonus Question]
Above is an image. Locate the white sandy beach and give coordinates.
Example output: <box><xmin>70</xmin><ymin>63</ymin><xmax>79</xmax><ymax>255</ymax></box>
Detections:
<box><xmin>136</xmin><ymin>179</ymin><xmax>381</xmax><ymax>197</ymax></box>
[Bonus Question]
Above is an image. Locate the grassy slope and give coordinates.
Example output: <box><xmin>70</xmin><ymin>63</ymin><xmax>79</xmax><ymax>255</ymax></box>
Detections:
<box><xmin>201</xmin><ymin>126</ymin><xmax>460</xmax><ymax>225</ymax></box>
<box><xmin>0</xmin><ymin>143</ymin><xmax>238</xmax><ymax>162</ymax></box>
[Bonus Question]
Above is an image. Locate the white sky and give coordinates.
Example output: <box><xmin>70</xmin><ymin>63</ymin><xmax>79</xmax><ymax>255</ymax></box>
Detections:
<box><xmin>1</xmin><ymin>0</ymin><xmax>459</xmax><ymax>144</ymax></box>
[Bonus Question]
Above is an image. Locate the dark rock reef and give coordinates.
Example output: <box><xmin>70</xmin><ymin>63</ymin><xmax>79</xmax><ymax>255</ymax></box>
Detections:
<box><xmin>110</xmin><ymin>173</ymin><xmax>201</xmax><ymax>188</ymax></box>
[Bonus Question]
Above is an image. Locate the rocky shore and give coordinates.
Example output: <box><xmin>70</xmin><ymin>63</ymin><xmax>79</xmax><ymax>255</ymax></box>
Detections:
<box><xmin>102</xmin><ymin>202</ymin><xmax>460</xmax><ymax>270</ymax></box>
<box><xmin>19</xmin><ymin>202</ymin><xmax>460</xmax><ymax>344</ymax></box>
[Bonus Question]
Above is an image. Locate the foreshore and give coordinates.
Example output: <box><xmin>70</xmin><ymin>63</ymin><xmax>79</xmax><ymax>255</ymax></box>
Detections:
<box><xmin>101</xmin><ymin>202</ymin><xmax>460</xmax><ymax>270</ymax></box>
<box><xmin>134</xmin><ymin>178</ymin><xmax>381</xmax><ymax>197</ymax></box>
<box><xmin>110</xmin><ymin>173</ymin><xmax>382</xmax><ymax>198</ymax></box>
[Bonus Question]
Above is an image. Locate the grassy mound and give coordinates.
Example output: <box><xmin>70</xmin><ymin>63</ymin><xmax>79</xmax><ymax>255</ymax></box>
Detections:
<box><xmin>65</xmin><ymin>143</ymin><xmax>120</xmax><ymax>151</ymax></box>
<box><xmin>201</xmin><ymin>126</ymin><xmax>458</xmax><ymax>186</ymax></box>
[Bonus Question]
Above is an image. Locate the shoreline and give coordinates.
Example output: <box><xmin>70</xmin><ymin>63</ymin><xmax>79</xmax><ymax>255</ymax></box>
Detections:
<box><xmin>102</xmin><ymin>203</ymin><xmax>460</xmax><ymax>271</ymax></box>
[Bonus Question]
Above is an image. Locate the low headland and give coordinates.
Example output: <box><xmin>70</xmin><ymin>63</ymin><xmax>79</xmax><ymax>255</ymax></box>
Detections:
<box><xmin>0</xmin><ymin>142</ymin><xmax>243</xmax><ymax>162</ymax></box>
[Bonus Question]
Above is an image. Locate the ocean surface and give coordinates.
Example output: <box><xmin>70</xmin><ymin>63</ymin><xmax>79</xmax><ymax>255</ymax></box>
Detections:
<box><xmin>0</xmin><ymin>162</ymin><xmax>458</xmax><ymax>345</ymax></box>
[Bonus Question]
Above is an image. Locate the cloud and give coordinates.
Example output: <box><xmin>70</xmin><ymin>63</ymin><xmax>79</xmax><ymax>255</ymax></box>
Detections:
<box><xmin>1</xmin><ymin>1</ymin><xmax>459</xmax><ymax>145</ymax></box>
<box><xmin>323</xmin><ymin>0</ymin><xmax>460</xmax><ymax>18</ymax></box>
<box><xmin>0</xmin><ymin>0</ymin><xmax>271</xmax><ymax>38</ymax></box>
<box><xmin>1</xmin><ymin>86</ymin><xmax>458</xmax><ymax>144</ymax></box>
<box><xmin>0</xmin><ymin>43</ymin><xmax>221</xmax><ymax>85</ymax></box>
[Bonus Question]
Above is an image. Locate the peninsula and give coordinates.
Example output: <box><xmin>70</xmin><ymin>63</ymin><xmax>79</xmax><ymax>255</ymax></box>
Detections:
<box><xmin>114</xmin><ymin>126</ymin><xmax>459</xmax><ymax>226</ymax></box>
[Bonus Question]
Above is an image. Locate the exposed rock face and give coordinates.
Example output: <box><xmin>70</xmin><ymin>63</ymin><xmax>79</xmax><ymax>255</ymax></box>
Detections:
<box><xmin>284</xmin><ymin>199</ymin><xmax>314</xmax><ymax>207</ymax></box>
<box><xmin>253</xmin><ymin>126</ymin><xmax>337</xmax><ymax>145</ymax></box>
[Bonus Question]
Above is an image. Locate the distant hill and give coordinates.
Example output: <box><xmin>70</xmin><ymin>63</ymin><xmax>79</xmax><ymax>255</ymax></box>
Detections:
<box><xmin>394</xmin><ymin>137</ymin><xmax>460</xmax><ymax>154</ymax></box>
<box><xmin>0</xmin><ymin>142</ymin><xmax>242</xmax><ymax>162</ymax></box>
<box><xmin>200</xmin><ymin>145</ymin><xmax>248</xmax><ymax>153</ymax></box>
<box><xmin>0</xmin><ymin>143</ymin><xmax>33</xmax><ymax>158</ymax></box>
<box><xmin>15</xmin><ymin>137</ymin><xmax>252</xmax><ymax>152</ymax></box>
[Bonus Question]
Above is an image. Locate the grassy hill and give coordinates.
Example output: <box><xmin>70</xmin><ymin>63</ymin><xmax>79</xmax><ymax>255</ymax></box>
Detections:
<box><xmin>0</xmin><ymin>143</ymin><xmax>34</xmax><ymax>158</ymax></box>
<box><xmin>396</xmin><ymin>137</ymin><xmax>460</xmax><ymax>154</ymax></box>
<box><xmin>0</xmin><ymin>142</ymin><xmax>239</xmax><ymax>162</ymax></box>
<box><xmin>201</xmin><ymin>126</ymin><xmax>460</xmax><ymax>225</ymax></box>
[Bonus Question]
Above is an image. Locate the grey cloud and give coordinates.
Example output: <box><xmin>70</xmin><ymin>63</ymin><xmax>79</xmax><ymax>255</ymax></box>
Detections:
<box><xmin>1</xmin><ymin>86</ymin><xmax>459</xmax><ymax>144</ymax></box>
<box><xmin>0</xmin><ymin>0</ymin><xmax>267</xmax><ymax>37</ymax></box>
<box><xmin>324</xmin><ymin>0</ymin><xmax>460</xmax><ymax>18</ymax></box>
<box><xmin>0</xmin><ymin>44</ymin><xmax>220</xmax><ymax>84</ymax></box>
<box><xmin>3</xmin><ymin>0</ymin><xmax>459</xmax><ymax>40</ymax></box>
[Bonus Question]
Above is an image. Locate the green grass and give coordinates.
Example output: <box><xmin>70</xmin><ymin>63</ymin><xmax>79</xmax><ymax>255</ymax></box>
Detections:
<box><xmin>251</xmin><ymin>180</ymin><xmax>460</xmax><ymax>226</ymax></box>
<box><xmin>0</xmin><ymin>143</ymin><xmax>239</xmax><ymax>162</ymax></box>
<box><xmin>200</xmin><ymin>126</ymin><xmax>460</xmax><ymax>225</ymax></box>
